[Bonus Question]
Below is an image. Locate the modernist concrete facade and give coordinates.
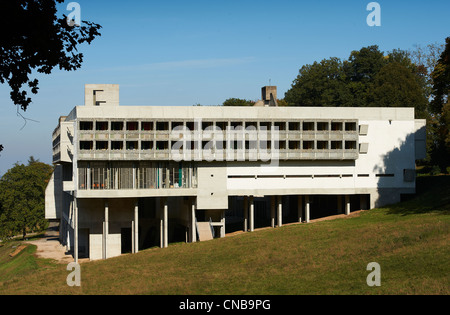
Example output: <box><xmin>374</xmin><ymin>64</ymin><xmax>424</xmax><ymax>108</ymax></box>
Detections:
<box><xmin>45</xmin><ymin>84</ymin><xmax>426</xmax><ymax>261</ymax></box>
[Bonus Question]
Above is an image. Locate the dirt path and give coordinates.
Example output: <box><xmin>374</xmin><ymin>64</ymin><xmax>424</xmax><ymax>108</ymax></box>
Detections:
<box><xmin>25</xmin><ymin>224</ymin><xmax>75</xmax><ymax>264</ymax></box>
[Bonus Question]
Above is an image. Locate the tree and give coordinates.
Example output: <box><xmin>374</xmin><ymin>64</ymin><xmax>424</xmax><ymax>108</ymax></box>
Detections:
<box><xmin>284</xmin><ymin>45</ymin><xmax>429</xmax><ymax>118</ymax></box>
<box><xmin>0</xmin><ymin>157</ymin><xmax>53</xmax><ymax>240</ymax></box>
<box><xmin>285</xmin><ymin>57</ymin><xmax>352</xmax><ymax>107</ymax></box>
<box><xmin>223</xmin><ymin>98</ymin><xmax>255</xmax><ymax>106</ymax></box>
<box><xmin>0</xmin><ymin>0</ymin><xmax>102</xmax><ymax>111</ymax></box>
<box><xmin>409</xmin><ymin>42</ymin><xmax>445</xmax><ymax>98</ymax></box>
<box><xmin>428</xmin><ymin>37</ymin><xmax>450</xmax><ymax>173</ymax></box>
<box><xmin>371</xmin><ymin>62</ymin><xmax>428</xmax><ymax>117</ymax></box>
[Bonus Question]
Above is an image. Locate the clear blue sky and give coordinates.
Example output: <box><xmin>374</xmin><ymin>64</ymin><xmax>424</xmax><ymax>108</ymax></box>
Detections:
<box><xmin>0</xmin><ymin>0</ymin><xmax>449</xmax><ymax>175</ymax></box>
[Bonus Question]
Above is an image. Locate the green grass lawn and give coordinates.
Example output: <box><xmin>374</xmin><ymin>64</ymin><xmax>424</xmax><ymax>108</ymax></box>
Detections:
<box><xmin>0</xmin><ymin>176</ymin><xmax>449</xmax><ymax>295</ymax></box>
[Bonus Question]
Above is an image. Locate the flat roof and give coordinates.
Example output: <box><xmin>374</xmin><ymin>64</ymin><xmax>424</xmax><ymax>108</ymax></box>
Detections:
<box><xmin>67</xmin><ymin>105</ymin><xmax>416</xmax><ymax>121</ymax></box>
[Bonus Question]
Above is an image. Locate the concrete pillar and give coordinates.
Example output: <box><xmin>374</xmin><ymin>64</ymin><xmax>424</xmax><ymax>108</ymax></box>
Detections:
<box><xmin>243</xmin><ymin>196</ymin><xmax>248</xmax><ymax>232</ymax></box>
<box><xmin>249</xmin><ymin>196</ymin><xmax>254</xmax><ymax>232</ymax></box>
<box><xmin>159</xmin><ymin>199</ymin><xmax>164</xmax><ymax>248</ymax></box>
<box><xmin>132</xmin><ymin>220</ymin><xmax>135</xmax><ymax>254</ymax></box>
<box><xmin>345</xmin><ymin>195</ymin><xmax>351</xmax><ymax>215</ymax></box>
<box><xmin>305</xmin><ymin>195</ymin><xmax>310</xmax><ymax>223</ymax></box>
<box><xmin>270</xmin><ymin>196</ymin><xmax>275</xmax><ymax>228</ymax></box>
<box><xmin>134</xmin><ymin>202</ymin><xmax>139</xmax><ymax>253</ymax></box>
<box><xmin>220</xmin><ymin>210</ymin><xmax>225</xmax><ymax>238</ymax></box>
<box><xmin>191</xmin><ymin>199</ymin><xmax>197</xmax><ymax>243</ymax></box>
<box><xmin>297</xmin><ymin>195</ymin><xmax>303</xmax><ymax>223</ymax></box>
<box><xmin>74</xmin><ymin>197</ymin><xmax>78</xmax><ymax>263</ymax></box>
<box><xmin>103</xmin><ymin>201</ymin><xmax>109</xmax><ymax>259</ymax></box>
<box><xmin>277</xmin><ymin>196</ymin><xmax>282</xmax><ymax>227</ymax></box>
<box><xmin>163</xmin><ymin>199</ymin><xmax>168</xmax><ymax>248</ymax></box>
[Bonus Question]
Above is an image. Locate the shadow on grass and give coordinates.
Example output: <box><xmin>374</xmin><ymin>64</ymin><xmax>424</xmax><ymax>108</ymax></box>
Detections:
<box><xmin>387</xmin><ymin>175</ymin><xmax>450</xmax><ymax>216</ymax></box>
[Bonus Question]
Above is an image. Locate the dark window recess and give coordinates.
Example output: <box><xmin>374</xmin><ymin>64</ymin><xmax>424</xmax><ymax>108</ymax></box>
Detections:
<box><xmin>96</xmin><ymin>141</ymin><xmax>108</xmax><ymax>150</ymax></box>
<box><xmin>172</xmin><ymin>122</ymin><xmax>184</xmax><ymax>130</ymax></box>
<box><xmin>317</xmin><ymin>141</ymin><xmax>328</xmax><ymax>150</ymax></box>
<box><xmin>141</xmin><ymin>141</ymin><xmax>153</xmax><ymax>150</ymax></box>
<box><xmin>331</xmin><ymin>122</ymin><xmax>343</xmax><ymax>131</ymax></box>
<box><xmin>288</xmin><ymin>122</ymin><xmax>300</xmax><ymax>131</ymax></box>
<box><xmin>126</xmin><ymin>122</ymin><xmax>139</xmax><ymax>131</ymax></box>
<box><xmin>156</xmin><ymin>122</ymin><xmax>169</xmax><ymax>131</ymax></box>
<box><xmin>345</xmin><ymin>122</ymin><xmax>357</xmax><ymax>131</ymax></box>
<box><xmin>345</xmin><ymin>141</ymin><xmax>357</xmax><ymax>149</ymax></box>
<box><xmin>331</xmin><ymin>141</ymin><xmax>342</xmax><ymax>149</ymax></box>
<box><xmin>303</xmin><ymin>141</ymin><xmax>314</xmax><ymax>150</ymax></box>
<box><xmin>111</xmin><ymin>141</ymin><xmax>123</xmax><ymax>150</ymax></box>
<box><xmin>80</xmin><ymin>121</ymin><xmax>93</xmax><ymax>130</ymax></box>
<box><xmin>156</xmin><ymin>141</ymin><xmax>168</xmax><ymax>150</ymax></box>
<box><xmin>96</xmin><ymin>121</ymin><xmax>108</xmax><ymax>131</ymax></box>
<box><xmin>303</xmin><ymin>122</ymin><xmax>315</xmax><ymax>131</ymax></box>
<box><xmin>80</xmin><ymin>141</ymin><xmax>93</xmax><ymax>150</ymax></box>
<box><xmin>126</xmin><ymin>141</ymin><xmax>138</xmax><ymax>150</ymax></box>
<box><xmin>317</xmin><ymin>122</ymin><xmax>329</xmax><ymax>131</ymax></box>
<box><xmin>141</xmin><ymin>122</ymin><xmax>153</xmax><ymax>131</ymax></box>
<box><xmin>111</xmin><ymin>122</ymin><xmax>124</xmax><ymax>131</ymax></box>
<box><xmin>274</xmin><ymin>122</ymin><xmax>286</xmax><ymax>131</ymax></box>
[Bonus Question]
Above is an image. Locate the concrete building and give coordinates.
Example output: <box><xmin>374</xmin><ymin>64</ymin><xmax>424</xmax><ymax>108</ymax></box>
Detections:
<box><xmin>45</xmin><ymin>84</ymin><xmax>426</xmax><ymax>261</ymax></box>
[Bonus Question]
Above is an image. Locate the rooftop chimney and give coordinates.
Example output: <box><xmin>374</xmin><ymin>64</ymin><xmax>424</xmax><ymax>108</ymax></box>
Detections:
<box><xmin>261</xmin><ymin>86</ymin><xmax>278</xmax><ymax>107</ymax></box>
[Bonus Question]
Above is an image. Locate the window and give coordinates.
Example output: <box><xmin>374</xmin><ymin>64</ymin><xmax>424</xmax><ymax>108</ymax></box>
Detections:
<box><xmin>80</xmin><ymin>141</ymin><xmax>93</xmax><ymax>150</ymax></box>
<box><xmin>245</xmin><ymin>121</ymin><xmax>257</xmax><ymax>130</ymax></box>
<box><xmin>289</xmin><ymin>141</ymin><xmax>300</xmax><ymax>150</ymax></box>
<box><xmin>172</xmin><ymin>121</ymin><xmax>184</xmax><ymax>130</ymax></box>
<box><xmin>259</xmin><ymin>122</ymin><xmax>271</xmax><ymax>131</ymax></box>
<box><xmin>317</xmin><ymin>122</ymin><xmax>329</xmax><ymax>131</ymax></box>
<box><xmin>345</xmin><ymin>122</ymin><xmax>357</xmax><ymax>131</ymax></box>
<box><xmin>126</xmin><ymin>141</ymin><xmax>138</xmax><ymax>150</ymax></box>
<box><xmin>216</xmin><ymin>121</ymin><xmax>228</xmax><ymax>131</ymax></box>
<box><xmin>126</xmin><ymin>121</ymin><xmax>139</xmax><ymax>131</ymax></box>
<box><xmin>303</xmin><ymin>122</ymin><xmax>315</xmax><ymax>131</ymax></box>
<box><xmin>274</xmin><ymin>122</ymin><xmax>286</xmax><ymax>131</ymax></box>
<box><xmin>274</xmin><ymin>140</ymin><xmax>286</xmax><ymax>150</ymax></box>
<box><xmin>245</xmin><ymin>140</ymin><xmax>257</xmax><ymax>150</ymax></box>
<box><xmin>345</xmin><ymin>141</ymin><xmax>357</xmax><ymax>150</ymax></box>
<box><xmin>303</xmin><ymin>141</ymin><xmax>314</xmax><ymax>150</ymax></box>
<box><xmin>317</xmin><ymin>141</ymin><xmax>328</xmax><ymax>150</ymax></box>
<box><xmin>331</xmin><ymin>122</ymin><xmax>343</xmax><ymax>131</ymax></box>
<box><xmin>288</xmin><ymin>122</ymin><xmax>300</xmax><ymax>131</ymax></box>
<box><xmin>231</xmin><ymin>121</ymin><xmax>243</xmax><ymax>129</ymax></box>
<box><xmin>141</xmin><ymin>141</ymin><xmax>153</xmax><ymax>150</ymax></box>
<box><xmin>111</xmin><ymin>141</ymin><xmax>123</xmax><ymax>150</ymax></box>
<box><xmin>80</xmin><ymin>121</ymin><xmax>93</xmax><ymax>130</ymax></box>
<box><xmin>156</xmin><ymin>122</ymin><xmax>169</xmax><ymax>131</ymax></box>
<box><xmin>331</xmin><ymin>141</ymin><xmax>343</xmax><ymax>149</ymax></box>
<box><xmin>111</xmin><ymin>121</ymin><xmax>123</xmax><ymax>131</ymax></box>
<box><xmin>202</xmin><ymin>121</ymin><xmax>213</xmax><ymax>130</ymax></box>
<box><xmin>156</xmin><ymin>141</ymin><xmax>168</xmax><ymax>150</ymax></box>
<box><xmin>96</xmin><ymin>141</ymin><xmax>108</xmax><ymax>150</ymax></box>
<box><xmin>96</xmin><ymin>121</ymin><xmax>108</xmax><ymax>131</ymax></box>
<box><xmin>141</xmin><ymin>122</ymin><xmax>153</xmax><ymax>131</ymax></box>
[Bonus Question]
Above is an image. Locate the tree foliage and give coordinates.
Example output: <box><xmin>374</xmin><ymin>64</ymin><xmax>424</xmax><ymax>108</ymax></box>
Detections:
<box><xmin>0</xmin><ymin>0</ymin><xmax>102</xmax><ymax>111</ymax></box>
<box><xmin>0</xmin><ymin>157</ymin><xmax>53</xmax><ymax>240</ymax></box>
<box><xmin>285</xmin><ymin>45</ymin><xmax>428</xmax><ymax>119</ymax></box>
<box><xmin>223</xmin><ymin>98</ymin><xmax>255</xmax><ymax>106</ymax></box>
<box><xmin>428</xmin><ymin>37</ymin><xmax>450</xmax><ymax>172</ymax></box>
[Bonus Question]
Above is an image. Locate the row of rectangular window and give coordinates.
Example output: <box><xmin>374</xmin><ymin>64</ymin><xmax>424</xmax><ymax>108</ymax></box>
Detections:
<box><xmin>79</xmin><ymin>140</ymin><xmax>359</xmax><ymax>151</ymax></box>
<box><xmin>79</xmin><ymin>120</ymin><xmax>358</xmax><ymax>132</ymax></box>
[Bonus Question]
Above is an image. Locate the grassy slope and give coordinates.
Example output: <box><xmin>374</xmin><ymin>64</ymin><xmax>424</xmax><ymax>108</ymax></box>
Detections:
<box><xmin>0</xmin><ymin>176</ymin><xmax>449</xmax><ymax>295</ymax></box>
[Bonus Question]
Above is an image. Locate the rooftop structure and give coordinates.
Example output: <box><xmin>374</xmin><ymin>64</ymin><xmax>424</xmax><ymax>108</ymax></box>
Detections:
<box><xmin>45</xmin><ymin>84</ymin><xmax>426</xmax><ymax>261</ymax></box>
